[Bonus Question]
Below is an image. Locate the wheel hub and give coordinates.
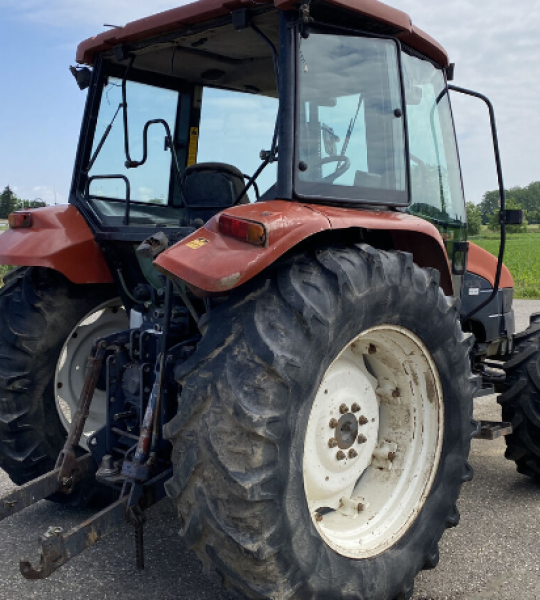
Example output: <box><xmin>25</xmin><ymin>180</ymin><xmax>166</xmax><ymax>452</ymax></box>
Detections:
<box><xmin>303</xmin><ymin>325</ymin><xmax>444</xmax><ymax>559</ymax></box>
<box><xmin>335</xmin><ymin>414</ymin><xmax>358</xmax><ymax>450</ymax></box>
<box><xmin>54</xmin><ymin>299</ymin><xmax>129</xmax><ymax>450</ymax></box>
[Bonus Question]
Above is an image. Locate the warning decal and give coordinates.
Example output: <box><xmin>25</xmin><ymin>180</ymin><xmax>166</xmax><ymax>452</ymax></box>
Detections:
<box><xmin>186</xmin><ymin>237</ymin><xmax>209</xmax><ymax>249</ymax></box>
<box><xmin>187</xmin><ymin>127</ymin><xmax>199</xmax><ymax>166</ymax></box>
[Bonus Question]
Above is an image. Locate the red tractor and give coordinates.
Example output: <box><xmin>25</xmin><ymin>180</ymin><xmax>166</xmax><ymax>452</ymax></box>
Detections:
<box><xmin>0</xmin><ymin>0</ymin><xmax>536</xmax><ymax>598</ymax></box>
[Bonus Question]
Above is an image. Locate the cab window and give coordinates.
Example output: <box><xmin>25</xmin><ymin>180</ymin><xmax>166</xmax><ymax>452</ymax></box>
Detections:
<box><xmin>296</xmin><ymin>32</ymin><xmax>407</xmax><ymax>205</ymax></box>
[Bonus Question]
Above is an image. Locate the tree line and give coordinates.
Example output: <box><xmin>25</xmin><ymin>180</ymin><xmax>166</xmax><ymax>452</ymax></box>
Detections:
<box><xmin>0</xmin><ymin>186</ymin><xmax>46</xmax><ymax>219</ymax></box>
<box><xmin>466</xmin><ymin>180</ymin><xmax>540</xmax><ymax>236</ymax></box>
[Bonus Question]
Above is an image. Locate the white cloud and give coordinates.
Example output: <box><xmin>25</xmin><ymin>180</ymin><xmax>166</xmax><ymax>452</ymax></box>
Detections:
<box><xmin>3</xmin><ymin>0</ymin><xmax>538</xmax><ymax>205</ymax></box>
<box><xmin>15</xmin><ymin>185</ymin><xmax>65</xmax><ymax>205</ymax></box>
<box><xmin>392</xmin><ymin>0</ymin><xmax>540</xmax><ymax>201</ymax></box>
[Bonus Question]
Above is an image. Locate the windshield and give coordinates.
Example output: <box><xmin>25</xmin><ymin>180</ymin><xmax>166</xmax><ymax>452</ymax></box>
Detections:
<box><xmin>296</xmin><ymin>32</ymin><xmax>407</xmax><ymax>205</ymax></box>
<box><xmin>402</xmin><ymin>52</ymin><xmax>466</xmax><ymax>225</ymax></box>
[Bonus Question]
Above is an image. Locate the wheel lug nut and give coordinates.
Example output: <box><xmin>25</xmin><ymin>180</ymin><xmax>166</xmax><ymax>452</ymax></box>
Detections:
<box><xmin>339</xmin><ymin>404</ymin><xmax>349</xmax><ymax>414</ymax></box>
<box><xmin>358</xmin><ymin>415</ymin><xmax>368</xmax><ymax>425</ymax></box>
<box><xmin>329</xmin><ymin>418</ymin><xmax>339</xmax><ymax>428</ymax></box>
<box><xmin>357</xmin><ymin>503</ymin><xmax>365</xmax><ymax>512</ymax></box>
<box><xmin>336</xmin><ymin>451</ymin><xmax>346</xmax><ymax>461</ymax></box>
<box><xmin>368</xmin><ymin>344</ymin><xmax>377</xmax><ymax>354</ymax></box>
<box><xmin>328</xmin><ymin>438</ymin><xmax>338</xmax><ymax>448</ymax></box>
<box><xmin>348</xmin><ymin>449</ymin><xmax>358</xmax><ymax>458</ymax></box>
<box><xmin>351</xmin><ymin>403</ymin><xmax>361</xmax><ymax>413</ymax></box>
<box><xmin>358</xmin><ymin>434</ymin><xmax>367</xmax><ymax>444</ymax></box>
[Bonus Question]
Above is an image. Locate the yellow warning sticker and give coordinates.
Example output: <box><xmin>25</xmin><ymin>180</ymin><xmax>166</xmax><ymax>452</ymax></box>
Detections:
<box><xmin>187</xmin><ymin>127</ymin><xmax>199</xmax><ymax>166</ymax></box>
<box><xmin>186</xmin><ymin>237</ymin><xmax>209</xmax><ymax>249</ymax></box>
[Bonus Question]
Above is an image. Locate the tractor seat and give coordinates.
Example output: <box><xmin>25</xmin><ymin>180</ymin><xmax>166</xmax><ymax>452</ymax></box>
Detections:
<box><xmin>184</xmin><ymin>162</ymin><xmax>250</xmax><ymax>208</ymax></box>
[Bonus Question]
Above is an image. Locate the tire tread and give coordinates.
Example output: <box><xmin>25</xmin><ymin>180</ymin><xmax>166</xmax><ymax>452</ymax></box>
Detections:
<box><xmin>166</xmin><ymin>245</ymin><xmax>475</xmax><ymax>599</ymax></box>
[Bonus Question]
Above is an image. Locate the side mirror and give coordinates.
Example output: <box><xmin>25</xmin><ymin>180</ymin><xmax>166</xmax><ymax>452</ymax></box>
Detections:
<box><xmin>502</xmin><ymin>209</ymin><xmax>523</xmax><ymax>225</ymax></box>
<box><xmin>451</xmin><ymin>241</ymin><xmax>469</xmax><ymax>276</ymax></box>
<box><xmin>69</xmin><ymin>66</ymin><xmax>92</xmax><ymax>90</ymax></box>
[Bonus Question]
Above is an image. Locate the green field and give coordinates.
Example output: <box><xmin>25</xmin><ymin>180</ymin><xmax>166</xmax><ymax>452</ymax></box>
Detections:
<box><xmin>0</xmin><ymin>264</ymin><xmax>11</xmax><ymax>285</ymax></box>
<box><xmin>471</xmin><ymin>232</ymin><xmax>540</xmax><ymax>299</ymax></box>
<box><xmin>0</xmin><ymin>226</ymin><xmax>8</xmax><ymax>285</ymax></box>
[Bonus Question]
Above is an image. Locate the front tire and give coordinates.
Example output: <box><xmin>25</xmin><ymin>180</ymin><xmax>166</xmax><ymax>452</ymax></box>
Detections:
<box><xmin>165</xmin><ymin>245</ymin><xmax>477</xmax><ymax>600</ymax></box>
<box><xmin>500</xmin><ymin>313</ymin><xmax>540</xmax><ymax>480</ymax></box>
<box><xmin>0</xmin><ymin>267</ymin><xmax>124</xmax><ymax>505</ymax></box>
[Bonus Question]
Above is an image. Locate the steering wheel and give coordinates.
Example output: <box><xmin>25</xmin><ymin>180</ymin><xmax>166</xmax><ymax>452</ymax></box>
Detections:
<box><xmin>311</xmin><ymin>155</ymin><xmax>351</xmax><ymax>184</ymax></box>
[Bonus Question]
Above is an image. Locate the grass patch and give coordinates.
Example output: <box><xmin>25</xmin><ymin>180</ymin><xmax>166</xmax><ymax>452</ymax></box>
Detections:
<box><xmin>471</xmin><ymin>233</ymin><xmax>540</xmax><ymax>299</ymax></box>
<box><xmin>0</xmin><ymin>265</ymin><xmax>13</xmax><ymax>286</ymax></box>
<box><xmin>0</xmin><ymin>226</ymin><xmax>13</xmax><ymax>286</ymax></box>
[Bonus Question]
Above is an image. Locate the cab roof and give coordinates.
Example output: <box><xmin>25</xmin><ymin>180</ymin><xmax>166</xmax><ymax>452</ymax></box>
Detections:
<box><xmin>76</xmin><ymin>0</ymin><xmax>449</xmax><ymax>67</ymax></box>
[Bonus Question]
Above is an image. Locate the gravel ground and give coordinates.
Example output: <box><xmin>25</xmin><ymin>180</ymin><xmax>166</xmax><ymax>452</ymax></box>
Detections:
<box><xmin>0</xmin><ymin>300</ymin><xmax>539</xmax><ymax>600</ymax></box>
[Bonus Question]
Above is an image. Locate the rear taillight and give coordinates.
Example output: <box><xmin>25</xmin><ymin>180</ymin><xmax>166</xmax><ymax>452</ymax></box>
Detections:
<box><xmin>219</xmin><ymin>215</ymin><xmax>266</xmax><ymax>246</ymax></box>
<box><xmin>8</xmin><ymin>212</ymin><xmax>33</xmax><ymax>229</ymax></box>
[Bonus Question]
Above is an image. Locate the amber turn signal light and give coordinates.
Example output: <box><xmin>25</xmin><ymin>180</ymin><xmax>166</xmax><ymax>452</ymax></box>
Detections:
<box><xmin>219</xmin><ymin>214</ymin><xmax>266</xmax><ymax>246</ymax></box>
<box><xmin>8</xmin><ymin>212</ymin><xmax>33</xmax><ymax>229</ymax></box>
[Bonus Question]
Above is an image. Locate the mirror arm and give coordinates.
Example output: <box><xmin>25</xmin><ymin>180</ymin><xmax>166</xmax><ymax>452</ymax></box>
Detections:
<box><xmin>449</xmin><ymin>85</ymin><xmax>507</xmax><ymax>322</ymax></box>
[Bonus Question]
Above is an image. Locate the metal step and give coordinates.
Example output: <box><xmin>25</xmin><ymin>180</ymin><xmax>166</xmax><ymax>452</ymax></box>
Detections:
<box><xmin>474</xmin><ymin>420</ymin><xmax>513</xmax><ymax>440</ymax></box>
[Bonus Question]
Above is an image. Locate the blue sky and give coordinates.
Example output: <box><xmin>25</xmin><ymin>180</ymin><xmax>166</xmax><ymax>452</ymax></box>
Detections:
<box><xmin>0</xmin><ymin>9</ymin><xmax>87</xmax><ymax>204</ymax></box>
<box><xmin>0</xmin><ymin>1</ymin><xmax>182</xmax><ymax>204</ymax></box>
<box><xmin>0</xmin><ymin>0</ymin><xmax>538</xmax><ymax>205</ymax></box>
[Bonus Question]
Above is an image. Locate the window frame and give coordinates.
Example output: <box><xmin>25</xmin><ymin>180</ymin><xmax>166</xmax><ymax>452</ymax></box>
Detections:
<box><xmin>75</xmin><ymin>61</ymin><xmax>194</xmax><ymax>206</ymax></box>
<box><xmin>69</xmin><ymin>12</ymin><xmax>287</xmax><ymax>242</ymax></box>
<box><xmin>70</xmin><ymin>58</ymin><xmax>198</xmax><ymax>240</ymax></box>
<box><xmin>293</xmin><ymin>24</ymin><xmax>411</xmax><ymax>207</ymax></box>
<box><xmin>86</xmin><ymin>76</ymin><xmax>181</xmax><ymax>207</ymax></box>
<box><xmin>402</xmin><ymin>49</ymin><xmax>466</xmax><ymax>226</ymax></box>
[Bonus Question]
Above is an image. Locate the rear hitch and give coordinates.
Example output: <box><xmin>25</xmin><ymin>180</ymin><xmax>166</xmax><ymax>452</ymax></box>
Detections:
<box><xmin>1</xmin><ymin>279</ymin><xmax>184</xmax><ymax>580</ymax></box>
<box><xmin>0</xmin><ymin>453</ymin><xmax>95</xmax><ymax>523</ymax></box>
<box><xmin>18</xmin><ymin>468</ymin><xmax>171</xmax><ymax>580</ymax></box>
<box><xmin>20</xmin><ymin>495</ymin><xmax>129</xmax><ymax>579</ymax></box>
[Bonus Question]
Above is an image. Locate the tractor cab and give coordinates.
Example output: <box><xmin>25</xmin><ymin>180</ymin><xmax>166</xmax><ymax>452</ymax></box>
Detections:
<box><xmin>72</xmin><ymin>1</ymin><xmax>466</xmax><ymax>247</ymax></box>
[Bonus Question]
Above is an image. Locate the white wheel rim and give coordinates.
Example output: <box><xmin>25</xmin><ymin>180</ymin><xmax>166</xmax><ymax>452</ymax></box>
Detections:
<box><xmin>54</xmin><ymin>299</ymin><xmax>129</xmax><ymax>450</ymax></box>
<box><xmin>303</xmin><ymin>325</ymin><xmax>444</xmax><ymax>559</ymax></box>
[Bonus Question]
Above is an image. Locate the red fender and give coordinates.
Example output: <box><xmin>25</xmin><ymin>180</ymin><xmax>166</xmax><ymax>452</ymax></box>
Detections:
<box><xmin>0</xmin><ymin>205</ymin><xmax>113</xmax><ymax>284</ymax></box>
<box><xmin>467</xmin><ymin>242</ymin><xmax>513</xmax><ymax>289</ymax></box>
<box><xmin>155</xmin><ymin>200</ymin><xmax>454</xmax><ymax>295</ymax></box>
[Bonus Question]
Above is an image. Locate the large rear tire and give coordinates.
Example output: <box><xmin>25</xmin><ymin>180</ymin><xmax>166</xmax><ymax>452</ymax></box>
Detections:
<box><xmin>0</xmin><ymin>267</ymin><xmax>125</xmax><ymax>506</ymax></box>
<box><xmin>165</xmin><ymin>245</ymin><xmax>477</xmax><ymax>600</ymax></box>
<box><xmin>500</xmin><ymin>313</ymin><xmax>540</xmax><ymax>480</ymax></box>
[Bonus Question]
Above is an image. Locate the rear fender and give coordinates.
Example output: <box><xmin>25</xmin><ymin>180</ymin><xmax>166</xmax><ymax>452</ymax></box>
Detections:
<box><xmin>0</xmin><ymin>205</ymin><xmax>113</xmax><ymax>284</ymax></box>
<box><xmin>154</xmin><ymin>200</ymin><xmax>453</xmax><ymax>295</ymax></box>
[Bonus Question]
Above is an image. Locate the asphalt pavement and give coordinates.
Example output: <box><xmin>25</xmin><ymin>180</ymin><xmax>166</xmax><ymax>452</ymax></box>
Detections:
<box><xmin>0</xmin><ymin>300</ymin><xmax>539</xmax><ymax>600</ymax></box>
